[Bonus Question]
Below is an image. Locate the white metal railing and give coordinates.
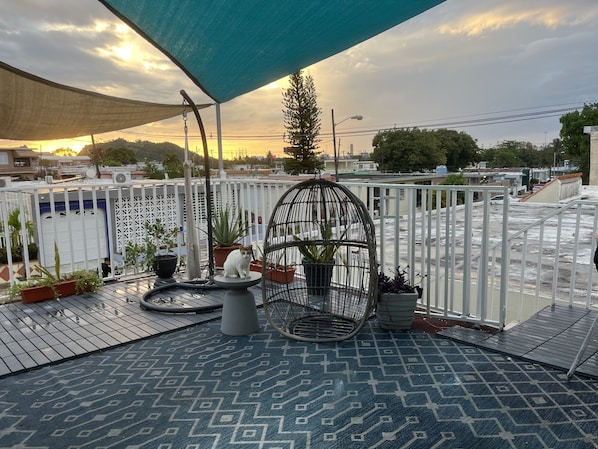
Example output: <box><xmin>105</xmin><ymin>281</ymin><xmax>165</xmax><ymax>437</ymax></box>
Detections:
<box><xmin>1</xmin><ymin>178</ymin><xmax>596</xmax><ymax>328</ymax></box>
<box><xmin>496</xmin><ymin>200</ymin><xmax>598</xmax><ymax>319</ymax></box>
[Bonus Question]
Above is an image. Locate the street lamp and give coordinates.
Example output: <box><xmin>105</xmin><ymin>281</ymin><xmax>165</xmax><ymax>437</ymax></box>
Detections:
<box><xmin>332</xmin><ymin>109</ymin><xmax>363</xmax><ymax>181</ymax></box>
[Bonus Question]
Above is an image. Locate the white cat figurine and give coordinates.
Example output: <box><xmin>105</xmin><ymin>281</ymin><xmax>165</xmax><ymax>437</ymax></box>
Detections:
<box><xmin>223</xmin><ymin>245</ymin><xmax>253</xmax><ymax>279</ymax></box>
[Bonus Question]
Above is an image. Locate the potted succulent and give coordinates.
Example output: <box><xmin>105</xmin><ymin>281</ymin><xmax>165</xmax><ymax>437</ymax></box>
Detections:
<box><xmin>376</xmin><ymin>265</ymin><xmax>422</xmax><ymax>331</ymax></box>
<box><xmin>211</xmin><ymin>205</ymin><xmax>248</xmax><ymax>268</ymax></box>
<box><xmin>294</xmin><ymin>222</ymin><xmax>347</xmax><ymax>298</ymax></box>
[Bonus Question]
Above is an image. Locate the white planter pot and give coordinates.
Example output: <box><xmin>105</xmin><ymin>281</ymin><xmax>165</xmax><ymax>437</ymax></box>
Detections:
<box><xmin>376</xmin><ymin>292</ymin><xmax>418</xmax><ymax>331</ymax></box>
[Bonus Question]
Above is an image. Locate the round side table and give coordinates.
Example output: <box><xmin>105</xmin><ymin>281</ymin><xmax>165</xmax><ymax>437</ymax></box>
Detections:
<box><xmin>213</xmin><ymin>272</ymin><xmax>261</xmax><ymax>335</ymax></box>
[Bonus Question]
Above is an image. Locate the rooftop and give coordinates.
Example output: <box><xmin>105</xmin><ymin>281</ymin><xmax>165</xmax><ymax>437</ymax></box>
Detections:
<box><xmin>0</xmin><ymin>276</ymin><xmax>597</xmax><ymax>448</ymax></box>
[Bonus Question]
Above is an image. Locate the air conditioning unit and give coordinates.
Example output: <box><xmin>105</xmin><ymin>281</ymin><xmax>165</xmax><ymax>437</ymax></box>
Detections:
<box><xmin>0</xmin><ymin>177</ymin><xmax>12</xmax><ymax>188</ymax></box>
<box><xmin>112</xmin><ymin>172</ymin><xmax>131</xmax><ymax>184</ymax></box>
<box><xmin>45</xmin><ymin>175</ymin><xmax>54</xmax><ymax>184</ymax></box>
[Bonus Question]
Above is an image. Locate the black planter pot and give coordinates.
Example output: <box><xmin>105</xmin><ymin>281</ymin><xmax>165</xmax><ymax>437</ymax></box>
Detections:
<box><xmin>302</xmin><ymin>259</ymin><xmax>334</xmax><ymax>298</ymax></box>
<box><xmin>153</xmin><ymin>254</ymin><xmax>178</xmax><ymax>279</ymax></box>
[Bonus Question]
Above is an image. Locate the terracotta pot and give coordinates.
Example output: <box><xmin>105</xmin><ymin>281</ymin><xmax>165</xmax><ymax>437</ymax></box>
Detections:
<box><xmin>55</xmin><ymin>279</ymin><xmax>77</xmax><ymax>297</ymax></box>
<box><xmin>213</xmin><ymin>244</ymin><xmax>242</xmax><ymax>268</ymax></box>
<box><xmin>249</xmin><ymin>260</ymin><xmax>262</xmax><ymax>273</ymax></box>
<box><xmin>250</xmin><ymin>260</ymin><xmax>296</xmax><ymax>284</ymax></box>
<box><xmin>20</xmin><ymin>285</ymin><xmax>56</xmax><ymax>303</ymax></box>
<box><xmin>376</xmin><ymin>292</ymin><xmax>419</xmax><ymax>331</ymax></box>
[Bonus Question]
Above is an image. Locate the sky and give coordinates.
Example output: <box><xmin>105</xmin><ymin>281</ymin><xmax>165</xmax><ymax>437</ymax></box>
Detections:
<box><xmin>1</xmin><ymin>0</ymin><xmax>598</xmax><ymax>160</ymax></box>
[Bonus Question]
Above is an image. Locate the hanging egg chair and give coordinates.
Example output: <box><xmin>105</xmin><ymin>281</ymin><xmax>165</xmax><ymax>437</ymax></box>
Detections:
<box><xmin>261</xmin><ymin>178</ymin><xmax>378</xmax><ymax>342</ymax></box>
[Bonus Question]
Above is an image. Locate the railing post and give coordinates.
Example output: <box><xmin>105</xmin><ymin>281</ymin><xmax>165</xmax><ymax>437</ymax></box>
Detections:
<box><xmin>463</xmin><ymin>189</ymin><xmax>472</xmax><ymax>319</ymax></box>
<box><xmin>498</xmin><ymin>189</ymin><xmax>510</xmax><ymax>329</ymax></box>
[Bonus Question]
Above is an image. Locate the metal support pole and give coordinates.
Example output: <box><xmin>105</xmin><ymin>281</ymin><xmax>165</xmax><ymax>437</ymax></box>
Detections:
<box><xmin>180</xmin><ymin>90</ymin><xmax>215</xmax><ymax>278</ymax></box>
<box><xmin>567</xmin><ymin>314</ymin><xmax>598</xmax><ymax>378</ymax></box>
<box><xmin>332</xmin><ymin>109</ymin><xmax>338</xmax><ymax>181</ymax></box>
<box><xmin>216</xmin><ymin>103</ymin><xmax>225</xmax><ymax>178</ymax></box>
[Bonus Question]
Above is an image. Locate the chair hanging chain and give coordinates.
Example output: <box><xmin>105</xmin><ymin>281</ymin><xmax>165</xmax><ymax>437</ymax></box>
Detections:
<box><xmin>182</xmin><ymin>103</ymin><xmax>189</xmax><ymax>160</ymax></box>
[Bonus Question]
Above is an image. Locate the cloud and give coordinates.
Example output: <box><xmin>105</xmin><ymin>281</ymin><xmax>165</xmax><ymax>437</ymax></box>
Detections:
<box><xmin>438</xmin><ymin>1</ymin><xmax>598</xmax><ymax>36</ymax></box>
<box><xmin>1</xmin><ymin>0</ymin><xmax>598</xmax><ymax>155</ymax></box>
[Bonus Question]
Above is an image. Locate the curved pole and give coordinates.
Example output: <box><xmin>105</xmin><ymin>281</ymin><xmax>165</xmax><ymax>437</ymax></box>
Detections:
<box><xmin>331</xmin><ymin>109</ymin><xmax>338</xmax><ymax>181</ymax></box>
<box><xmin>180</xmin><ymin>90</ymin><xmax>215</xmax><ymax>278</ymax></box>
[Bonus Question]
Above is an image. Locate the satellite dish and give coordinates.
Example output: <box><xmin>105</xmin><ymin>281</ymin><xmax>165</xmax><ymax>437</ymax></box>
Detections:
<box><xmin>86</xmin><ymin>168</ymin><xmax>97</xmax><ymax>179</ymax></box>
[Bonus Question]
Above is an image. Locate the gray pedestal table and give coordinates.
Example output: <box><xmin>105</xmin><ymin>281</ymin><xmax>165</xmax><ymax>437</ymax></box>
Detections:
<box><xmin>213</xmin><ymin>272</ymin><xmax>261</xmax><ymax>335</ymax></box>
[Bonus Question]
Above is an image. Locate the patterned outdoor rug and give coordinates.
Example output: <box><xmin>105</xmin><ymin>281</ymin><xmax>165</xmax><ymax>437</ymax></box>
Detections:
<box><xmin>1</xmin><ymin>311</ymin><xmax>597</xmax><ymax>449</ymax></box>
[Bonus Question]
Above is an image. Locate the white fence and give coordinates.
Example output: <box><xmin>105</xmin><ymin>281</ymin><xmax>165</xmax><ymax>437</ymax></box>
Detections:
<box><xmin>1</xmin><ymin>178</ymin><xmax>597</xmax><ymax>328</ymax></box>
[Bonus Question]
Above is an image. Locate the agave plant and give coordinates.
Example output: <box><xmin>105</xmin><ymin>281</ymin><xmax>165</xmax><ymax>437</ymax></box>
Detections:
<box><xmin>294</xmin><ymin>222</ymin><xmax>348</xmax><ymax>263</ymax></box>
<box><xmin>211</xmin><ymin>205</ymin><xmax>248</xmax><ymax>247</ymax></box>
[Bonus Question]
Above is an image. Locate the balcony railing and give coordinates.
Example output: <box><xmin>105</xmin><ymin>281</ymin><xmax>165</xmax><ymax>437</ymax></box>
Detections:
<box><xmin>1</xmin><ymin>178</ymin><xmax>597</xmax><ymax>328</ymax></box>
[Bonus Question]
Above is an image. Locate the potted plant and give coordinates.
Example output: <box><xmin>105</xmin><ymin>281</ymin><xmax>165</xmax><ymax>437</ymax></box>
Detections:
<box><xmin>52</xmin><ymin>269</ymin><xmax>103</xmax><ymax>298</ymax></box>
<box><xmin>211</xmin><ymin>205</ymin><xmax>248</xmax><ymax>268</ymax></box>
<box><xmin>72</xmin><ymin>269</ymin><xmax>104</xmax><ymax>294</ymax></box>
<box><xmin>11</xmin><ymin>270</ymin><xmax>103</xmax><ymax>303</ymax></box>
<box><xmin>8</xmin><ymin>243</ymin><xmax>103</xmax><ymax>303</ymax></box>
<box><xmin>376</xmin><ymin>265</ymin><xmax>421</xmax><ymax>331</ymax></box>
<box><xmin>8</xmin><ymin>272</ymin><xmax>58</xmax><ymax>303</ymax></box>
<box><xmin>21</xmin><ymin>241</ymin><xmax>65</xmax><ymax>301</ymax></box>
<box><xmin>249</xmin><ymin>242</ymin><xmax>296</xmax><ymax>284</ymax></box>
<box><xmin>123</xmin><ymin>241</ymin><xmax>145</xmax><ymax>274</ymax></box>
<box><xmin>142</xmin><ymin>219</ymin><xmax>179</xmax><ymax>279</ymax></box>
<box><xmin>294</xmin><ymin>222</ymin><xmax>347</xmax><ymax>298</ymax></box>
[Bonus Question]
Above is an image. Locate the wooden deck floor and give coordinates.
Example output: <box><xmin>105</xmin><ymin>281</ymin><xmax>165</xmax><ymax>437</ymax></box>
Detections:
<box><xmin>0</xmin><ymin>275</ymin><xmax>264</xmax><ymax>378</ymax></box>
<box><xmin>439</xmin><ymin>304</ymin><xmax>598</xmax><ymax>379</ymax></box>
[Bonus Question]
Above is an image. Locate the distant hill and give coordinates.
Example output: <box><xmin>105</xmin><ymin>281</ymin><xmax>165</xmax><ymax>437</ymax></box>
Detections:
<box><xmin>78</xmin><ymin>138</ymin><xmax>202</xmax><ymax>164</ymax></box>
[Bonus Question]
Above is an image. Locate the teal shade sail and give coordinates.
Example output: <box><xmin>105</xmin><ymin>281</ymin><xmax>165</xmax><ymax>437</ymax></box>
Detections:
<box><xmin>99</xmin><ymin>0</ymin><xmax>445</xmax><ymax>103</ymax></box>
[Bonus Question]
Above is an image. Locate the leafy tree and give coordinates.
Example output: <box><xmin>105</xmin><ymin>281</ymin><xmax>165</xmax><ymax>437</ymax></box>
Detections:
<box><xmin>163</xmin><ymin>154</ymin><xmax>184</xmax><ymax>178</ymax></box>
<box><xmin>53</xmin><ymin>147</ymin><xmax>76</xmax><ymax>157</ymax></box>
<box><xmin>560</xmin><ymin>103</ymin><xmax>598</xmax><ymax>183</ymax></box>
<box><xmin>265</xmin><ymin>151</ymin><xmax>274</xmax><ymax>166</ymax></box>
<box><xmin>516</xmin><ymin>141</ymin><xmax>542</xmax><ymax>167</ymax></box>
<box><xmin>371</xmin><ymin>128</ymin><xmax>445</xmax><ymax>172</ymax></box>
<box><xmin>493</xmin><ymin>149</ymin><xmax>520</xmax><ymax>167</ymax></box>
<box><xmin>102</xmin><ymin>146</ymin><xmax>137</xmax><ymax>166</ymax></box>
<box><xmin>440</xmin><ymin>173</ymin><xmax>466</xmax><ymax>185</ymax></box>
<box><xmin>281</xmin><ymin>71</ymin><xmax>322</xmax><ymax>174</ymax></box>
<box><xmin>36</xmin><ymin>158</ymin><xmax>53</xmax><ymax>178</ymax></box>
<box><xmin>479</xmin><ymin>139</ymin><xmax>566</xmax><ymax>169</ymax></box>
<box><xmin>479</xmin><ymin>140</ymin><xmax>533</xmax><ymax>168</ymax></box>
<box><xmin>436</xmin><ymin>173</ymin><xmax>467</xmax><ymax>206</ymax></box>
<box><xmin>433</xmin><ymin>129</ymin><xmax>479</xmax><ymax>171</ymax></box>
<box><xmin>536</xmin><ymin>138</ymin><xmax>561</xmax><ymax>167</ymax></box>
<box><xmin>143</xmin><ymin>162</ymin><xmax>164</xmax><ymax>179</ymax></box>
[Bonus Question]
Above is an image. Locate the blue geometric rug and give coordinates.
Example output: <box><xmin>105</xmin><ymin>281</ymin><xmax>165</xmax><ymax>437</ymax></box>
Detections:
<box><xmin>1</xmin><ymin>311</ymin><xmax>597</xmax><ymax>448</ymax></box>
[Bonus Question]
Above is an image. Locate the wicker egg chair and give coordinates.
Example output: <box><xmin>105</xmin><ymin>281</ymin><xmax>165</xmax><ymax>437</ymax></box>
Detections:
<box><xmin>261</xmin><ymin>178</ymin><xmax>378</xmax><ymax>342</ymax></box>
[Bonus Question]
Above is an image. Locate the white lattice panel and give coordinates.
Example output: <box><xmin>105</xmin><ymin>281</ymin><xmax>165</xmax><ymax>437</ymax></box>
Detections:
<box><xmin>114</xmin><ymin>193</ymin><xmax>179</xmax><ymax>252</ymax></box>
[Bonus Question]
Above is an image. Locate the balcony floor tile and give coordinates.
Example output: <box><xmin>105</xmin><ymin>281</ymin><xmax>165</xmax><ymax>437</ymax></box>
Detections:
<box><xmin>439</xmin><ymin>305</ymin><xmax>598</xmax><ymax>379</ymax></box>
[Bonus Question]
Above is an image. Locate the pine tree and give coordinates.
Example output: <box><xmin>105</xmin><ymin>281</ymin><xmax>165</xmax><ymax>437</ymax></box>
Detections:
<box><xmin>282</xmin><ymin>71</ymin><xmax>322</xmax><ymax>174</ymax></box>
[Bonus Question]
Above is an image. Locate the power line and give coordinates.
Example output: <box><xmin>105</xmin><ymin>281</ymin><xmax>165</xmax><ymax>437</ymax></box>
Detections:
<box><xmin>91</xmin><ymin>100</ymin><xmax>597</xmax><ymax>142</ymax></box>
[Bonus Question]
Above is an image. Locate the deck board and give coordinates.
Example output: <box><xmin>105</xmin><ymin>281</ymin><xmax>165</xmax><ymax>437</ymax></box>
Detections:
<box><xmin>439</xmin><ymin>304</ymin><xmax>598</xmax><ymax>379</ymax></box>
<box><xmin>0</xmin><ymin>276</ymin><xmax>265</xmax><ymax>378</ymax></box>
